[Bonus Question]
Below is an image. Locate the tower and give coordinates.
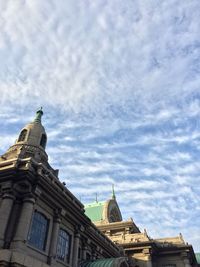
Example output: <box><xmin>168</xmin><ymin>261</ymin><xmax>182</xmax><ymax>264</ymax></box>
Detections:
<box><xmin>0</xmin><ymin>110</ymin><xmax>128</xmax><ymax>267</ymax></box>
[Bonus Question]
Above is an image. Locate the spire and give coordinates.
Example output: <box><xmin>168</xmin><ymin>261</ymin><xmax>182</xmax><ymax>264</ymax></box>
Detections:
<box><xmin>112</xmin><ymin>184</ymin><xmax>116</xmax><ymax>200</ymax></box>
<box><xmin>34</xmin><ymin>107</ymin><xmax>43</xmax><ymax>123</ymax></box>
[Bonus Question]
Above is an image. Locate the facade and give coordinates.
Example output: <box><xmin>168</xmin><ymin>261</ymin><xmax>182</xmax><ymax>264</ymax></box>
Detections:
<box><xmin>0</xmin><ymin>110</ymin><xmax>128</xmax><ymax>267</ymax></box>
<box><xmin>85</xmin><ymin>195</ymin><xmax>197</xmax><ymax>267</ymax></box>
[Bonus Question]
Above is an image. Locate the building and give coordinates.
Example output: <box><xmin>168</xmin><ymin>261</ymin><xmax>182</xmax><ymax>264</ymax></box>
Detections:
<box><xmin>84</xmin><ymin>192</ymin><xmax>197</xmax><ymax>267</ymax></box>
<box><xmin>0</xmin><ymin>110</ymin><xmax>198</xmax><ymax>267</ymax></box>
<box><xmin>0</xmin><ymin>109</ymin><xmax>128</xmax><ymax>267</ymax></box>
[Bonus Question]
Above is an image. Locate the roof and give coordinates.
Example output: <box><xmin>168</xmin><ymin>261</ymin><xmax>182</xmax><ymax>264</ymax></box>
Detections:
<box><xmin>84</xmin><ymin>201</ymin><xmax>106</xmax><ymax>222</ymax></box>
<box><xmin>81</xmin><ymin>258</ymin><xmax>128</xmax><ymax>267</ymax></box>
<box><xmin>196</xmin><ymin>253</ymin><xmax>200</xmax><ymax>264</ymax></box>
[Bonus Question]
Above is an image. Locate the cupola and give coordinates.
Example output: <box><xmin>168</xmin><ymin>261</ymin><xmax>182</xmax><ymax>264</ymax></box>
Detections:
<box><xmin>16</xmin><ymin>108</ymin><xmax>47</xmax><ymax>149</ymax></box>
<box><xmin>0</xmin><ymin>108</ymin><xmax>49</xmax><ymax>164</ymax></box>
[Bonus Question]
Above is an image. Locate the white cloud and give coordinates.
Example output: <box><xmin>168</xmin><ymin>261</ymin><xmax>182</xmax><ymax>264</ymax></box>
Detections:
<box><xmin>0</xmin><ymin>0</ymin><xmax>200</xmax><ymax>252</ymax></box>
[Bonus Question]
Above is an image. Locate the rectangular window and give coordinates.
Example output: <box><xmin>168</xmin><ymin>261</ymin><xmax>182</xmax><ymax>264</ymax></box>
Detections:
<box><xmin>57</xmin><ymin>229</ymin><xmax>71</xmax><ymax>262</ymax></box>
<box><xmin>78</xmin><ymin>247</ymin><xmax>81</xmax><ymax>259</ymax></box>
<box><xmin>86</xmin><ymin>253</ymin><xmax>91</xmax><ymax>260</ymax></box>
<box><xmin>28</xmin><ymin>211</ymin><xmax>49</xmax><ymax>251</ymax></box>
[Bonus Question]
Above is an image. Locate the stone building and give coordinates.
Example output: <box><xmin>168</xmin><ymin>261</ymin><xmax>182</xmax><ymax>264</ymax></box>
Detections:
<box><xmin>0</xmin><ymin>110</ymin><xmax>128</xmax><ymax>267</ymax></box>
<box><xmin>0</xmin><ymin>110</ymin><xmax>198</xmax><ymax>267</ymax></box>
<box><xmin>84</xmin><ymin>192</ymin><xmax>197</xmax><ymax>267</ymax></box>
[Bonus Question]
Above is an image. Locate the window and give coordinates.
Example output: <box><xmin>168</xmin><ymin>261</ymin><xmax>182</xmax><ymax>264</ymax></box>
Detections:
<box><xmin>78</xmin><ymin>247</ymin><xmax>81</xmax><ymax>259</ymax></box>
<box><xmin>28</xmin><ymin>211</ymin><xmax>48</xmax><ymax>251</ymax></box>
<box><xmin>109</xmin><ymin>207</ymin><xmax>121</xmax><ymax>222</ymax></box>
<box><xmin>86</xmin><ymin>253</ymin><xmax>91</xmax><ymax>260</ymax></box>
<box><xmin>40</xmin><ymin>134</ymin><xmax>47</xmax><ymax>148</ymax></box>
<box><xmin>56</xmin><ymin>229</ymin><xmax>71</xmax><ymax>262</ymax></box>
<box><xmin>18</xmin><ymin>129</ymin><xmax>27</xmax><ymax>142</ymax></box>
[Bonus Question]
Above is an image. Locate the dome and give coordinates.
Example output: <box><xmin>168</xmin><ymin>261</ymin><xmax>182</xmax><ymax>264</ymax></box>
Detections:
<box><xmin>16</xmin><ymin>109</ymin><xmax>47</xmax><ymax>149</ymax></box>
<box><xmin>85</xmin><ymin>198</ymin><xmax>122</xmax><ymax>224</ymax></box>
<box><xmin>0</xmin><ymin>108</ymin><xmax>48</xmax><ymax>164</ymax></box>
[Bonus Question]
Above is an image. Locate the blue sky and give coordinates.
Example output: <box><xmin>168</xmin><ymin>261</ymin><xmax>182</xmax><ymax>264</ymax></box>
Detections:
<box><xmin>0</xmin><ymin>0</ymin><xmax>200</xmax><ymax>252</ymax></box>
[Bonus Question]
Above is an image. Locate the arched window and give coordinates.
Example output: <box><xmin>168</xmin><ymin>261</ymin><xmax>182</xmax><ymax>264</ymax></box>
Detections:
<box><xmin>109</xmin><ymin>207</ymin><xmax>121</xmax><ymax>222</ymax></box>
<box><xmin>40</xmin><ymin>134</ymin><xmax>47</xmax><ymax>148</ymax></box>
<box><xmin>18</xmin><ymin>129</ymin><xmax>27</xmax><ymax>142</ymax></box>
<box><xmin>56</xmin><ymin>229</ymin><xmax>71</xmax><ymax>262</ymax></box>
<box><xmin>28</xmin><ymin>211</ymin><xmax>49</xmax><ymax>250</ymax></box>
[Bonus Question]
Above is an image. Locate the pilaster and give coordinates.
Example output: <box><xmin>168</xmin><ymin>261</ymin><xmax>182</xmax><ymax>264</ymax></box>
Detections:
<box><xmin>0</xmin><ymin>193</ymin><xmax>15</xmax><ymax>248</ymax></box>
<box><xmin>143</xmin><ymin>248</ymin><xmax>152</xmax><ymax>267</ymax></box>
<box><xmin>72</xmin><ymin>231</ymin><xmax>80</xmax><ymax>267</ymax></box>
<box><xmin>11</xmin><ymin>196</ymin><xmax>35</xmax><ymax>249</ymax></box>
<box><xmin>48</xmin><ymin>211</ymin><xmax>61</xmax><ymax>265</ymax></box>
<box><xmin>182</xmin><ymin>252</ymin><xmax>192</xmax><ymax>267</ymax></box>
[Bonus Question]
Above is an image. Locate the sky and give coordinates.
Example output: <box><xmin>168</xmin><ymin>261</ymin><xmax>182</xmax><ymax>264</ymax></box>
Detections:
<box><xmin>0</xmin><ymin>0</ymin><xmax>200</xmax><ymax>252</ymax></box>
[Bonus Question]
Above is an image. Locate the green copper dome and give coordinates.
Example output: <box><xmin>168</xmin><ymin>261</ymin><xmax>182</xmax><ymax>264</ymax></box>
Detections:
<box><xmin>196</xmin><ymin>253</ymin><xmax>200</xmax><ymax>264</ymax></box>
<box><xmin>84</xmin><ymin>201</ymin><xmax>106</xmax><ymax>222</ymax></box>
<box><xmin>84</xmin><ymin>198</ymin><xmax>122</xmax><ymax>223</ymax></box>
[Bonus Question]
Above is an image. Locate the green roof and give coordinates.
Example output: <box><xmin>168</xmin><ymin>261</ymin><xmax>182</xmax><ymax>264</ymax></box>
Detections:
<box><xmin>81</xmin><ymin>258</ymin><xmax>120</xmax><ymax>267</ymax></box>
<box><xmin>196</xmin><ymin>253</ymin><xmax>200</xmax><ymax>264</ymax></box>
<box><xmin>84</xmin><ymin>201</ymin><xmax>106</xmax><ymax>222</ymax></box>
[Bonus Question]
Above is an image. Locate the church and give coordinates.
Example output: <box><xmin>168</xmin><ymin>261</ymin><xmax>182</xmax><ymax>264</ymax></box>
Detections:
<box><xmin>0</xmin><ymin>110</ymin><xmax>198</xmax><ymax>267</ymax></box>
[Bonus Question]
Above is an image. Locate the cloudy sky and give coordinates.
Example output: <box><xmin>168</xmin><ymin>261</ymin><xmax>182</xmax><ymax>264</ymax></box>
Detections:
<box><xmin>0</xmin><ymin>0</ymin><xmax>200</xmax><ymax>252</ymax></box>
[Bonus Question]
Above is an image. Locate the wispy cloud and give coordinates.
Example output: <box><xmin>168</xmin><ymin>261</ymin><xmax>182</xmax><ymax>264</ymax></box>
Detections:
<box><xmin>0</xmin><ymin>0</ymin><xmax>200</xmax><ymax>252</ymax></box>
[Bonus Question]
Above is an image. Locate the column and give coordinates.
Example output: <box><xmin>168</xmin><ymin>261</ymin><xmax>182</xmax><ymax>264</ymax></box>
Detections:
<box><xmin>0</xmin><ymin>193</ymin><xmax>15</xmax><ymax>248</ymax></box>
<box><xmin>82</xmin><ymin>245</ymin><xmax>87</xmax><ymax>261</ymax></box>
<box><xmin>72</xmin><ymin>232</ymin><xmax>80</xmax><ymax>267</ymax></box>
<box><xmin>146</xmin><ymin>255</ymin><xmax>152</xmax><ymax>267</ymax></box>
<box><xmin>48</xmin><ymin>216</ymin><xmax>61</xmax><ymax>265</ymax></box>
<box><xmin>183</xmin><ymin>258</ymin><xmax>192</xmax><ymax>267</ymax></box>
<box><xmin>4</xmin><ymin>200</ymin><xmax>21</xmax><ymax>249</ymax></box>
<box><xmin>11</xmin><ymin>196</ymin><xmax>35</xmax><ymax>249</ymax></box>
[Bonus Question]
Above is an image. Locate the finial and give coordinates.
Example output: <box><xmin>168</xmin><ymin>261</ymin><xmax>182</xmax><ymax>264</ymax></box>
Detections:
<box><xmin>34</xmin><ymin>107</ymin><xmax>43</xmax><ymax>123</ymax></box>
<box><xmin>112</xmin><ymin>184</ymin><xmax>116</xmax><ymax>200</ymax></box>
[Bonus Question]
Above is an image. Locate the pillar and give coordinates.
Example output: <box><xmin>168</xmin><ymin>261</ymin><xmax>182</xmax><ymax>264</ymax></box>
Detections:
<box><xmin>48</xmin><ymin>216</ymin><xmax>61</xmax><ymax>265</ymax></box>
<box><xmin>4</xmin><ymin>200</ymin><xmax>21</xmax><ymax>249</ymax></box>
<box><xmin>0</xmin><ymin>193</ymin><xmax>15</xmax><ymax>248</ymax></box>
<box><xmin>183</xmin><ymin>258</ymin><xmax>192</xmax><ymax>267</ymax></box>
<box><xmin>82</xmin><ymin>245</ymin><xmax>87</xmax><ymax>261</ymax></box>
<box><xmin>146</xmin><ymin>255</ymin><xmax>152</xmax><ymax>267</ymax></box>
<box><xmin>72</xmin><ymin>232</ymin><xmax>80</xmax><ymax>267</ymax></box>
<box><xmin>11</xmin><ymin>196</ymin><xmax>35</xmax><ymax>249</ymax></box>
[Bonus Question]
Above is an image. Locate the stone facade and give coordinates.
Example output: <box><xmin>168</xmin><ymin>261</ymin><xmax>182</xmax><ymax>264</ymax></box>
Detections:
<box><xmin>0</xmin><ymin>110</ymin><xmax>128</xmax><ymax>267</ymax></box>
<box><xmin>88</xmin><ymin>202</ymin><xmax>197</xmax><ymax>267</ymax></box>
<box><xmin>0</xmin><ymin>110</ymin><xmax>198</xmax><ymax>267</ymax></box>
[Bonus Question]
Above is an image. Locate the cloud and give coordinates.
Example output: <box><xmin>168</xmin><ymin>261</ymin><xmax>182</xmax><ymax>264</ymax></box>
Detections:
<box><xmin>0</xmin><ymin>0</ymin><xmax>200</xmax><ymax>252</ymax></box>
<box><xmin>0</xmin><ymin>0</ymin><xmax>200</xmax><ymax>115</ymax></box>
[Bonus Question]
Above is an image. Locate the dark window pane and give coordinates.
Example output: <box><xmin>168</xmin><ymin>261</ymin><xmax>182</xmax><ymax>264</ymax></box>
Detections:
<box><xmin>56</xmin><ymin>229</ymin><xmax>71</xmax><ymax>262</ymax></box>
<box><xmin>18</xmin><ymin>129</ymin><xmax>27</xmax><ymax>142</ymax></box>
<box><xmin>40</xmin><ymin>134</ymin><xmax>47</xmax><ymax>148</ymax></box>
<box><xmin>28</xmin><ymin>211</ymin><xmax>48</xmax><ymax>251</ymax></box>
<box><xmin>86</xmin><ymin>253</ymin><xmax>91</xmax><ymax>260</ymax></box>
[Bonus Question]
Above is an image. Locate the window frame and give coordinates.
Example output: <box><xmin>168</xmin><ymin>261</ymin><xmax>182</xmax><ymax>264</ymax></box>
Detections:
<box><xmin>28</xmin><ymin>210</ymin><xmax>49</xmax><ymax>251</ymax></box>
<box><xmin>40</xmin><ymin>134</ymin><xmax>47</xmax><ymax>149</ymax></box>
<box><xmin>18</xmin><ymin>129</ymin><xmax>28</xmax><ymax>142</ymax></box>
<box><xmin>56</xmin><ymin>228</ymin><xmax>72</xmax><ymax>263</ymax></box>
